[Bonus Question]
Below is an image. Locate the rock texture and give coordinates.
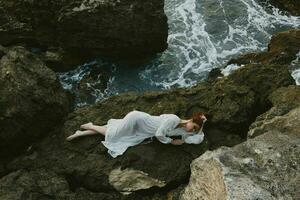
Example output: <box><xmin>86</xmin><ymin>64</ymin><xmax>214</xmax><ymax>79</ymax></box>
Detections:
<box><xmin>0</xmin><ymin>45</ymin><xmax>71</xmax><ymax>160</ymax></box>
<box><xmin>180</xmin><ymin>102</ymin><xmax>300</xmax><ymax>200</ymax></box>
<box><xmin>0</xmin><ymin>0</ymin><xmax>168</xmax><ymax>71</ymax></box>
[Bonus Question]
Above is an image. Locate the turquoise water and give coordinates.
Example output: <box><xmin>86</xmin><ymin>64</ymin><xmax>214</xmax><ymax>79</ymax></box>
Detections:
<box><xmin>57</xmin><ymin>0</ymin><xmax>300</xmax><ymax>107</ymax></box>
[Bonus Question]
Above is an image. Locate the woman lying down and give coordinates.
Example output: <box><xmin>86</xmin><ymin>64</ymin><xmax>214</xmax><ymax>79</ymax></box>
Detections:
<box><xmin>66</xmin><ymin>110</ymin><xmax>207</xmax><ymax>158</ymax></box>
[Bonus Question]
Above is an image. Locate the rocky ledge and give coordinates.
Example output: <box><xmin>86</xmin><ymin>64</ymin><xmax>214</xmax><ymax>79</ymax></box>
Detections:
<box><xmin>0</xmin><ymin>0</ymin><xmax>168</xmax><ymax>71</ymax></box>
<box><xmin>0</xmin><ymin>45</ymin><xmax>72</xmax><ymax>161</ymax></box>
<box><xmin>0</xmin><ymin>29</ymin><xmax>299</xmax><ymax>199</ymax></box>
<box><xmin>181</xmin><ymin>86</ymin><xmax>300</xmax><ymax>200</ymax></box>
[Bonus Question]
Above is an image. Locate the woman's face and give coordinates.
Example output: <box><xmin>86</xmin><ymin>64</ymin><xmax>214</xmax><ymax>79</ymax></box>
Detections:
<box><xmin>185</xmin><ymin>120</ymin><xmax>200</xmax><ymax>134</ymax></box>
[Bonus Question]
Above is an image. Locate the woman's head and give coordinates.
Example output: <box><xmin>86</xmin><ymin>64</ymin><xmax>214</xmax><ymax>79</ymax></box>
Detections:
<box><xmin>185</xmin><ymin>112</ymin><xmax>206</xmax><ymax>133</ymax></box>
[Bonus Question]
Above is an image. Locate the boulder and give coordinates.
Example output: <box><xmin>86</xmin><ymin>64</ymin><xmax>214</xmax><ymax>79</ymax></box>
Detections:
<box><xmin>180</xmin><ymin>106</ymin><xmax>300</xmax><ymax>200</ymax></box>
<box><xmin>0</xmin><ymin>46</ymin><xmax>71</xmax><ymax>160</ymax></box>
<box><xmin>249</xmin><ymin>85</ymin><xmax>300</xmax><ymax>138</ymax></box>
<box><xmin>0</xmin><ymin>0</ymin><xmax>168</xmax><ymax>70</ymax></box>
<box><xmin>0</xmin><ymin>168</ymin><xmax>122</xmax><ymax>200</ymax></box>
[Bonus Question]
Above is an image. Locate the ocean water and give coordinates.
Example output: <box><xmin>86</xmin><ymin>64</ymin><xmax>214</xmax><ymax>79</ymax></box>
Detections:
<box><xmin>57</xmin><ymin>0</ymin><xmax>300</xmax><ymax>107</ymax></box>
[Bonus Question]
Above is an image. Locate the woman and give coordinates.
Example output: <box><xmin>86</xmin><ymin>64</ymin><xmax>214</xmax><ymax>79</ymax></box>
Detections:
<box><xmin>66</xmin><ymin>110</ymin><xmax>207</xmax><ymax>158</ymax></box>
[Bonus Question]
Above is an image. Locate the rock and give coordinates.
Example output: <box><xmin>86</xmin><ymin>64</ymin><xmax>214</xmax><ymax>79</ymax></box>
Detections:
<box><xmin>36</xmin><ymin>47</ymin><xmax>87</xmax><ymax>72</ymax></box>
<box><xmin>180</xmin><ymin>106</ymin><xmax>300</xmax><ymax>200</ymax></box>
<box><xmin>0</xmin><ymin>168</ymin><xmax>122</xmax><ymax>200</ymax></box>
<box><xmin>3</xmin><ymin>129</ymin><xmax>209</xmax><ymax>198</ymax></box>
<box><xmin>0</xmin><ymin>0</ymin><xmax>168</xmax><ymax>70</ymax></box>
<box><xmin>0</xmin><ymin>46</ymin><xmax>71</xmax><ymax>160</ymax></box>
<box><xmin>249</xmin><ymin>85</ymin><xmax>300</xmax><ymax>138</ymax></box>
<box><xmin>109</xmin><ymin>167</ymin><xmax>166</xmax><ymax>194</ymax></box>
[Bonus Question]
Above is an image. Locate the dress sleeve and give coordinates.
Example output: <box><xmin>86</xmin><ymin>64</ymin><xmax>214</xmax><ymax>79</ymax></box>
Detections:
<box><xmin>155</xmin><ymin>115</ymin><xmax>179</xmax><ymax>144</ymax></box>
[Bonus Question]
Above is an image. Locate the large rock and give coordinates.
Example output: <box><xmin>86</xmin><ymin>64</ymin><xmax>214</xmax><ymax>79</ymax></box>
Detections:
<box><xmin>180</xmin><ymin>105</ymin><xmax>300</xmax><ymax>200</ymax></box>
<box><xmin>0</xmin><ymin>0</ymin><xmax>168</xmax><ymax>71</ymax></box>
<box><xmin>0</xmin><ymin>168</ymin><xmax>122</xmax><ymax>200</ymax></box>
<box><xmin>249</xmin><ymin>85</ymin><xmax>300</xmax><ymax>138</ymax></box>
<box><xmin>0</xmin><ymin>45</ymin><xmax>71</xmax><ymax>160</ymax></box>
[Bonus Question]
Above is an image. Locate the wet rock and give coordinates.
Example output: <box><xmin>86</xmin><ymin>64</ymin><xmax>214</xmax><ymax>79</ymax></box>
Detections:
<box><xmin>0</xmin><ymin>46</ymin><xmax>71</xmax><ymax>160</ymax></box>
<box><xmin>0</xmin><ymin>0</ymin><xmax>168</xmax><ymax>70</ymax></box>
<box><xmin>180</xmin><ymin>106</ymin><xmax>300</xmax><ymax>200</ymax></box>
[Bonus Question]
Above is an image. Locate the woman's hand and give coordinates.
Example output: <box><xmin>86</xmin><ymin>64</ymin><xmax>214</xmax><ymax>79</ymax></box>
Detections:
<box><xmin>171</xmin><ymin>139</ymin><xmax>184</xmax><ymax>145</ymax></box>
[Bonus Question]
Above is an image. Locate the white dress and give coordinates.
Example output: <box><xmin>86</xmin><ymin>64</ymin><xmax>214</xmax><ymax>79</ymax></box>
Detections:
<box><xmin>101</xmin><ymin>110</ymin><xmax>205</xmax><ymax>158</ymax></box>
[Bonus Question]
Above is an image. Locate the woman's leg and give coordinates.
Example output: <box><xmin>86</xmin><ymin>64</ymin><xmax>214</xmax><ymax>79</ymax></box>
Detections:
<box><xmin>87</xmin><ymin>125</ymin><xmax>107</xmax><ymax>136</ymax></box>
<box><xmin>66</xmin><ymin>129</ymin><xmax>98</xmax><ymax>141</ymax></box>
<box><xmin>80</xmin><ymin>122</ymin><xmax>107</xmax><ymax>136</ymax></box>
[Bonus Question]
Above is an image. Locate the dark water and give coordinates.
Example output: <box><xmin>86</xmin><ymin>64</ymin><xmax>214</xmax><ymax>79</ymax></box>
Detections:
<box><xmin>57</xmin><ymin>0</ymin><xmax>300</xmax><ymax>107</ymax></box>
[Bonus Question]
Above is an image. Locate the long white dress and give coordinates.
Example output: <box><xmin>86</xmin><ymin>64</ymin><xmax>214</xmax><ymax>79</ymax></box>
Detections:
<box><xmin>101</xmin><ymin>110</ymin><xmax>205</xmax><ymax>158</ymax></box>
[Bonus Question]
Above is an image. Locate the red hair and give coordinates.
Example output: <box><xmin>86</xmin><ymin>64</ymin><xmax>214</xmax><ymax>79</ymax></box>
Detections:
<box><xmin>191</xmin><ymin>112</ymin><xmax>205</xmax><ymax>130</ymax></box>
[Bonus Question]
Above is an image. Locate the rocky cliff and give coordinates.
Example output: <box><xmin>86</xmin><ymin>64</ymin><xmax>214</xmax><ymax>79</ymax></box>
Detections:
<box><xmin>0</xmin><ymin>0</ymin><xmax>168</xmax><ymax>71</ymax></box>
<box><xmin>0</xmin><ymin>29</ymin><xmax>299</xmax><ymax>199</ymax></box>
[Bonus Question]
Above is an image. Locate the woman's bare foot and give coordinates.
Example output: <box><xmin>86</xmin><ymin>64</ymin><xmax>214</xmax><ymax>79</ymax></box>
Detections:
<box><xmin>66</xmin><ymin>130</ymin><xmax>82</xmax><ymax>141</ymax></box>
<box><xmin>80</xmin><ymin>122</ymin><xmax>93</xmax><ymax>130</ymax></box>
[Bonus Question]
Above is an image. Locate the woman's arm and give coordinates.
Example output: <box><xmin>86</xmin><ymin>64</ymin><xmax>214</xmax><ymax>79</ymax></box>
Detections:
<box><xmin>155</xmin><ymin>116</ymin><xmax>178</xmax><ymax>144</ymax></box>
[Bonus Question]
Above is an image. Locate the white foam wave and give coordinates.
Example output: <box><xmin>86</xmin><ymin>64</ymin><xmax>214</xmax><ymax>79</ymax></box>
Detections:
<box><xmin>139</xmin><ymin>0</ymin><xmax>300</xmax><ymax>89</ymax></box>
<box><xmin>57</xmin><ymin>0</ymin><xmax>300</xmax><ymax>106</ymax></box>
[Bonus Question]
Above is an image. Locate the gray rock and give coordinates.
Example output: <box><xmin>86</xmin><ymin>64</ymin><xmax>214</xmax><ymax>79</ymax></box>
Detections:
<box><xmin>249</xmin><ymin>85</ymin><xmax>300</xmax><ymax>138</ymax></box>
<box><xmin>180</xmin><ymin>106</ymin><xmax>300</xmax><ymax>200</ymax></box>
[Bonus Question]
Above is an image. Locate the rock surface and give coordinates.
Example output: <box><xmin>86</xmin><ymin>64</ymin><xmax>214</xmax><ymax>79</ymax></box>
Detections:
<box><xmin>0</xmin><ymin>0</ymin><xmax>168</xmax><ymax>70</ymax></box>
<box><xmin>180</xmin><ymin>103</ymin><xmax>300</xmax><ymax>200</ymax></box>
<box><xmin>0</xmin><ymin>45</ymin><xmax>71</xmax><ymax>160</ymax></box>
